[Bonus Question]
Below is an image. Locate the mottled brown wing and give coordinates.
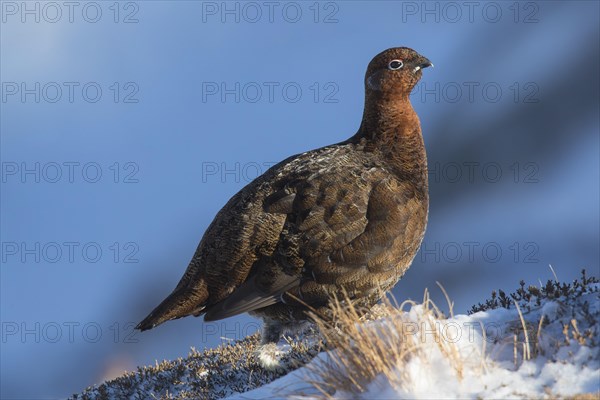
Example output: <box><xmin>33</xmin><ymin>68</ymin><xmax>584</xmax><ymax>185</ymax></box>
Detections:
<box><xmin>174</xmin><ymin>181</ymin><xmax>288</xmax><ymax>303</ymax></box>
<box><xmin>203</xmin><ymin>152</ymin><xmax>419</xmax><ymax>319</ymax></box>
<box><xmin>202</xmin><ymin>164</ymin><xmax>372</xmax><ymax>319</ymax></box>
<box><xmin>184</xmin><ymin>149</ymin><xmax>338</xmax><ymax>304</ymax></box>
<box><xmin>136</xmin><ymin>174</ymin><xmax>290</xmax><ymax>330</ymax></box>
<box><xmin>139</xmin><ymin>148</ymin><xmax>330</xmax><ymax>330</ymax></box>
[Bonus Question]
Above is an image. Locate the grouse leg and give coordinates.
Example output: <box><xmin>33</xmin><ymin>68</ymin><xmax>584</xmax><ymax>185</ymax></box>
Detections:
<box><xmin>256</xmin><ymin>318</ymin><xmax>284</xmax><ymax>370</ymax></box>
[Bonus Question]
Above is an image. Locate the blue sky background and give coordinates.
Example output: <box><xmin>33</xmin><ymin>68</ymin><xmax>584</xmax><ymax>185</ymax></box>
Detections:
<box><xmin>1</xmin><ymin>1</ymin><xmax>599</xmax><ymax>398</ymax></box>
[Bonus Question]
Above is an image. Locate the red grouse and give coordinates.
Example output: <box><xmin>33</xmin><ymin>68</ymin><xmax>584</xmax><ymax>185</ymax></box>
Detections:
<box><xmin>137</xmin><ymin>47</ymin><xmax>432</xmax><ymax>367</ymax></box>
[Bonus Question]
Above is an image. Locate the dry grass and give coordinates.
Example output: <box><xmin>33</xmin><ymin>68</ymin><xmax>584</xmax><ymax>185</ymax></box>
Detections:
<box><xmin>513</xmin><ymin>299</ymin><xmax>532</xmax><ymax>361</ymax></box>
<box><xmin>303</xmin><ymin>289</ymin><xmax>479</xmax><ymax>397</ymax></box>
<box><xmin>539</xmin><ymin>391</ymin><xmax>600</xmax><ymax>400</ymax></box>
<box><xmin>300</xmin><ymin>277</ymin><xmax>598</xmax><ymax>399</ymax></box>
<box><xmin>564</xmin><ymin>393</ymin><xmax>600</xmax><ymax>400</ymax></box>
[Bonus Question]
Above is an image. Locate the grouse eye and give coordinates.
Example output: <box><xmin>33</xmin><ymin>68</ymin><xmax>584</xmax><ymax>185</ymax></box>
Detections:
<box><xmin>388</xmin><ymin>60</ymin><xmax>404</xmax><ymax>70</ymax></box>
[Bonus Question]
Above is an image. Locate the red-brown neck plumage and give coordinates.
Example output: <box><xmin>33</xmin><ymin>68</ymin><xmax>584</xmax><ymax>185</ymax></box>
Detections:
<box><xmin>351</xmin><ymin>91</ymin><xmax>428</xmax><ymax>198</ymax></box>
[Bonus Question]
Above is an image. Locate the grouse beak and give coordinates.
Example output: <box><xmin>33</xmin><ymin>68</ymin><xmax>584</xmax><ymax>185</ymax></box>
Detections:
<box><xmin>412</xmin><ymin>57</ymin><xmax>433</xmax><ymax>73</ymax></box>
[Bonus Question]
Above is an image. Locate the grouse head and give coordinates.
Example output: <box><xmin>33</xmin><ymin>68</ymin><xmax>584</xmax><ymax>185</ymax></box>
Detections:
<box><xmin>365</xmin><ymin>47</ymin><xmax>433</xmax><ymax>97</ymax></box>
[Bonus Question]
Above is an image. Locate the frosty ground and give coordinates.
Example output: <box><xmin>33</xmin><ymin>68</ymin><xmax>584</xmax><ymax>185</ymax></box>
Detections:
<box><xmin>73</xmin><ymin>272</ymin><xmax>599</xmax><ymax>399</ymax></box>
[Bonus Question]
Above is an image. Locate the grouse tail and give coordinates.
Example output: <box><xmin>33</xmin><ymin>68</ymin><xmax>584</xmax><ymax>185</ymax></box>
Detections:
<box><xmin>136</xmin><ymin>287</ymin><xmax>208</xmax><ymax>331</ymax></box>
